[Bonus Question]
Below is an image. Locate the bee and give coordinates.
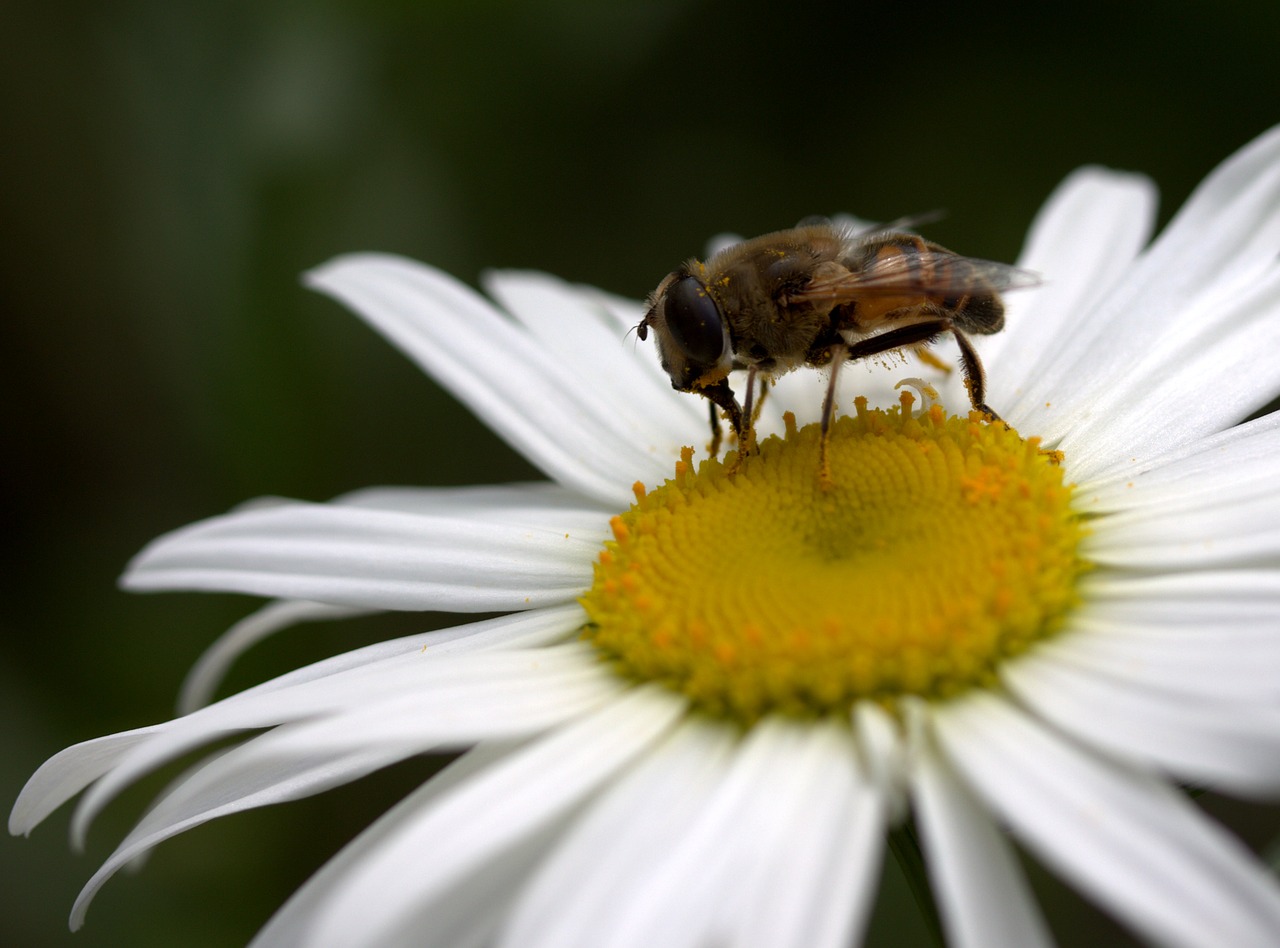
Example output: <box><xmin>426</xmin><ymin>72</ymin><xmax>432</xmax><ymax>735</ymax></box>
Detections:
<box><xmin>636</xmin><ymin>218</ymin><xmax>1037</xmax><ymax>465</ymax></box>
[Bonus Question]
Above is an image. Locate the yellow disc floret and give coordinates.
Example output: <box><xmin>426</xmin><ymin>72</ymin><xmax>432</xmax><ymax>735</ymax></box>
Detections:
<box><xmin>581</xmin><ymin>394</ymin><xmax>1086</xmax><ymax>723</ymax></box>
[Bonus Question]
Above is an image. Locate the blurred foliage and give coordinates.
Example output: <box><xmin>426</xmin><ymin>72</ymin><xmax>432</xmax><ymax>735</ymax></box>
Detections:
<box><xmin>3</xmin><ymin>0</ymin><xmax>1278</xmax><ymax>944</ymax></box>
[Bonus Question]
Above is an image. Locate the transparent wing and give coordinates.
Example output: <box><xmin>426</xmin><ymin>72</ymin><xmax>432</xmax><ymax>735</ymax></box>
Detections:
<box><xmin>793</xmin><ymin>252</ymin><xmax>1040</xmax><ymax>305</ymax></box>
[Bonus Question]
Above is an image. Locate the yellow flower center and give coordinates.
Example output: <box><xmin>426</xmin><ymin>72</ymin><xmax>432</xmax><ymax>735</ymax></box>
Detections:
<box><xmin>581</xmin><ymin>395</ymin><xmax>1087</xmax><ymax>723</ymax></box>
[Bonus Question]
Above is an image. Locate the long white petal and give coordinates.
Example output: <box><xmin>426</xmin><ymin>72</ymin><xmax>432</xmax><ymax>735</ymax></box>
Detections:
<box><xmin>991</xmin><ymin>166</ymin><xmax>1157</xmax><ymax>417</ymax></box>
<box><xmin>598</xmin><ymin>724</ymin><xmax>803</xmax><ymax>948</ymax></box>
<box><xmin>69</xmin><ymin>746</ymin><xmax>396</xmax><ymax>931</ymax></box>
<box><xmin>9</xmin><ymin>728</ymin><xmax>161</xmax><ymax>838</ymax></box>
<box><xmin>1082</xmin><ymin>567</ymin><xmax>1280</xmax><ymax>606</ymax></box>
<box><xmin>71</xmin><ymin>645</ymin><xmax>597</xmax><ymax>847</ymax></box>
<box><xmin>199</xmin><ymin>602</ymin><xmax>586</xmax><ymax>703</ymax></box>
<box><xmin>1146</xmin><ymin>124</ymin><xmax>1280</xmax><ymax>273</ymax></box>
<box><xmin>178</xmin><ymin>600</ymin><xmax>373</xmax><ymax>714</ymax></box>
<box><xmin>482</xmin><ymin>269</ymin><xmax>704</xmax><ymax>438</ymax></box>
<box><xmin>122</xmin><ymin>500</ymin><xmax>603</xmax><ymax>610</ymax></box>
<box><xmin>1079</xmin><ymin>408</ymin><xmax>1280</xmax><ymax>512</ymax></box>
<box><xmin>240</xmin><ymin>648</ymin><xmax>620</xmax><ymax>756</ymax></box>
<box><xmin>1064</xmin><ymin>267</ymin><xmax>1280</xmax><ymax>478</ymax></box>
<box><xmin>68</xmin><ymin>650</ymin><xmax>619</xmax><ymax>928</ymax></box>
<box><xmin>602</xmin><ymin>718</ymin><xmax>883</xmax><ymax>948</ymax></box>
<box><xmin>1007</xmin><ymin>125</ymin><xmax>1280</xmax><ymax>473</ymax></box>
<box><xmin>306</xmin><ymin>254</ymin><xmax>669</xmax><ymax>506</ymax></box>
<box><xmin>498</xmin><ymin>718</ymin><xmax>741</xmax><ymax>948</ymax></box>
<box><xmin>907</xmin><ymin>703</ymin><xmax>1053</xmax><ymax>948</ymax></box>
<box><xmin>304</xmin><ymin>685</ymin><xmax>685</xmax><ymax>947</ymax></box>
<box><xmin>334</xmin><ymin>480</ymin><xmax>612</xmax><ymax>523</ymax></box>
<box><xmin>11</xmin><ymin>606</ymin><xmax>582</xmax><ymax>839</ymax></box>
<box><xmin>251</xmin><ymin>741</ymin><xmax>519</xmax><ymax>948</ymax></box>
<box><xmin>184</xmin><ymin>602</ymin><xmax>589</xmax><ymax>725</ymax></box>
<box><xmin>935</xmin><ymin>692</ymin><xmax>1280</xmax><ymax>947</ymax></box>
<box><xmin>724</xmin><ymin>722</ymin><xmax>884</xmax><ymax>948</ymax></box>
<box><xmin>854</xmin><ymin>700</ymin><xmax>909</xmax><ymax>823</ymax></box>
<box><xmin>379</xmin><ymin>827</ymin><xmax>559</xmax><ymax>948</ymax></box>
<box><xmin>1044</xmin><ymin>614</ymin><xmax>1280</xmax><ymax>701</ymax></box>
<box><xmin>1086</xmin><ymin>491</ymin><xmax>1280</xmax><ymax>570</ymax></box>
<box><xmin>1004</xmin><ymin>649</ymin><xmax>1280</xmax><ymax>798</ymax></box>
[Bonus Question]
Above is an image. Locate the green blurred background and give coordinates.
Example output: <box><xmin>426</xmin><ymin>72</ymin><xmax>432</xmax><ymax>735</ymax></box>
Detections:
<box><xmin>4</xmin><ymin>1</ymin><xmax>1278</xmax><ymax>944</ymax></box>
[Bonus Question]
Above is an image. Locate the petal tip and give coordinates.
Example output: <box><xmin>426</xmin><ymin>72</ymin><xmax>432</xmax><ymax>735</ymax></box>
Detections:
<box><xmin>302</xmin><ymin>251</ymin><xmax>416</xmax><ymax>293</ymax></box>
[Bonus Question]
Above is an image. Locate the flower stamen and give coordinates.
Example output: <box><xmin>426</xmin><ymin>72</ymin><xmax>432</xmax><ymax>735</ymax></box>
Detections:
<box><xmin>582</xmin><ymin>394</ymin><xmax>1087</xmax><ymax>724</ymax></box>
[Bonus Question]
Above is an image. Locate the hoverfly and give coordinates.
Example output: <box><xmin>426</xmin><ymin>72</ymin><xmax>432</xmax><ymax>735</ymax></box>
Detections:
<box><xmin>637</xmin><ymin>219</ymin><xmax>1036</xmax><ymax>465</ymax></box>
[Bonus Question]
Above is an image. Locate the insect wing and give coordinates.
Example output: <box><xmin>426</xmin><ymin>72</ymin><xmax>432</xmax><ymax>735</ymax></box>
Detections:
<box><xmin>793</xmin><ymin>252</ymin><xmax>1040</xmax><ymax>305</ymax></box>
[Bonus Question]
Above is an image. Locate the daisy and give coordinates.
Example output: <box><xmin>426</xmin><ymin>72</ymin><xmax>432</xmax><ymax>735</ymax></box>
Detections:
<box><xmin>13</xmin><ymin>126</ymin><xmax>1280</xmax><ymax>948</ymax></box>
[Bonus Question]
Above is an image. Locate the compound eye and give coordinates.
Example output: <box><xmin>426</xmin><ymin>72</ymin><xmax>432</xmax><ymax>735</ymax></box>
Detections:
<box><xmin>664</xmin><ymin>277</ymin><xmax>725</xmax><ymax>365</ymax></box>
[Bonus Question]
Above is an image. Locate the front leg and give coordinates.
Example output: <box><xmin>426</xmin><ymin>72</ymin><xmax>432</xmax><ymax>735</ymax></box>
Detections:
<box><xmin>706</xmin><ymin>399</ymin><xmax>723</xmax><ymax>458</ymax></box>
<box><xmin>698</xmin><ymin>378</ymin><xmax>744</xmax><ymax>457</ymax></box>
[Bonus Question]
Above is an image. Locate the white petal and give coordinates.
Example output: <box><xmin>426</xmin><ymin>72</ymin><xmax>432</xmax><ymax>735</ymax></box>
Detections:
<box><xmin>1044</xmin><ymin>614</ymin><xmax>1280</xmax><ymax>702</ymax></box>
<box><xmin>11</xmin><ymin>606</ymin><xmax>582</xmax><ymax>839</ymax></box>
<box><xmin>242</xmin><ymin>647</ymin><xmax>621</xmax><ymax>756</ymax></box>
<box><xmin>800</xmin><ymin>775</ymin><xmax>887</xmax><ymax>948</ymax></box>
<box><xmin>335</xmin><ymin>480</ymin><xmax>612</xmax><ymax>524</ymax></box>
<box><xmin>853</xmin><ymin>700</ymin><xmax>909</xmax><ymax>823</ymax></box>
<box><xmin>581</xmin><ymin>281</ymin><xmax>722</xmax><ymax>427</ymax></box>
<box><xmin>211</xmin><ymin>602</ymin><xmax>586</xmax><ymax>703</ymax></box>
<box><xmin>69</xmin><ymin>745</ymin><xmax>397</xmax><ymax>930</ymax></box>
<box><xmin>251</xmin><ymin>741</ymin><xmax>519</xmax><ymax>947</ymax></box>
<box><xmin>601</xmin><ymin>718</ymin><xmax>883</xmax><ymax>948</ymax></box>
<box><xmin>499</xmin><ymin>718</ymin><xmax>741</xmax><ymax>948</ymax></box>
<box><xmin>595</xmin><ymin>726</ymin><xmax>796</xmax><ymax>948</ymax></box>
<box><xmin>990</xmin><ymin>166</ymin><xmax>1157</xmax><ymax>417</ymax></box>
<box><xmin>71</xmin><ymin>644</ymin><xmax>597</xmax><ymax>847</ymax></box>
<box><xmin>482</xmin><ymin>269</ymin><xmax>704</xmax><ymax>438</ymax></box>
<box><xmin>68</xmin><ymin>649</ymin><xmax>620</xmax><ymax>927</ymax></box>
<box><xmin>935</xmin><ymin>692</ymin><xmax>1280</xmax><ymax>947</ymax></box>
<box><xmin>1082</xmin><ymin>567</ymin><xmax>1280</xmax><ymax>606</ymax></box>
<box><xmin>1062</xmin><ymin>268</ymin><xmax>1280</xmax><ymax>478</ymax></box>
<box><xmin>907</xmin><ymin>705</ymin><xmax>1053</xmax><ymax>948</ymax></box>
<box><xmin>1079</xmin><ymin>408</ymin><xmax>1280</xmax><ymax>511</ymax></box>
<box><xmin>376</xmin><ymin>826</ymin><xmax>559</xmax><ymax>948</ymax></box>
<box><xmin>722</xmin><ymin>721</ymin><xmax>884</xmax><ymax>948</ymax></box>
<box><xmin>1004</xmin><ymin>648</ymin><xmax>1280</xmax><ymax>798</ymax></box>
<box><xmin>577</xmin><ymin>284</ymin><xmax>648</xmax><ymax>335</ymax></box>
<box><xmin>306</xmin><ymin>254</ymin><xmax>669</xmax><ymax>506</ymax></box>
<box><xmin>1150</xmin><ymin>124</ymin><xmax>1280</xmax><ymax>270</ymax></box>
<box><xmin>122</xmin><ymin>500</ymin><xmax>603</xmax><ymax>611</ymax></box>
<box><xmin>9</xmin><ymin>728</ymin><xmax>160</xmax><ymax>838</ymax></box>
<box><xmin>305</xmin><ymin>685</ymin><xmax>685</xmax><ymax>947</ymax></box>
<box><xmin>178</xmin><ymin>600</ymin><xmax>373</xmax><ymax>714</ymax></box>
<box><xmin>1086</xmin><ymin>491</ymin><xmax>1280</xmax><ymax>570</ymax></box>
<box><xmin>1002</xmin><ymin>125</ymin><xmax>1280</xmax><ymax>472</ymax></box>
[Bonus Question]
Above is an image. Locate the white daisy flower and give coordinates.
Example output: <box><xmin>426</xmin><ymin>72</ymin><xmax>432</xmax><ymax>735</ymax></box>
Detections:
<box><xmin>13</xmin><ymin>126</ymin><xmax>1280</xmax><ymax>948</ymax></box>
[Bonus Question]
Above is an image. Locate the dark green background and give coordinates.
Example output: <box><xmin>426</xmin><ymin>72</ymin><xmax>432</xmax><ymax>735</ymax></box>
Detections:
<box><xmin>4</xmin><ymin>1</ymin><xmax>1278</xmax><ymax>945</ymax></box>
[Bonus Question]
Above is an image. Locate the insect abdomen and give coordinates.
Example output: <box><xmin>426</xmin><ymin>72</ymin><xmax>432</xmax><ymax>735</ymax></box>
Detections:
<box><xmin>865</xmin><ymin>236</ymin><xmax>1006</xmax><ymax>334</ymax></box>
<box><xmin>941</xmin><ymin>291</ymin><xmax>1005</xmax><ymax>334</ymax></box>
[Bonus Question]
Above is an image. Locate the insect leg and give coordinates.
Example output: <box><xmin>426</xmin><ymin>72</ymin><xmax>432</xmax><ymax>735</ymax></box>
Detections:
<box><xmin>950</xmin><ymin>327</ymin><xmax>1002</xmax><ymax>422</ymax></box>
<box><xmin>821</xmin><ymin>344</ymin><xmax>848</xmax><ymax>440</ymax></box>
<box><xmin>752</xmin><ymin>378</ymin><xmax>771</xmax><ymax>425</ymax></box>
<box><xmin>707</xmin><ymin>399</ymin><xmax>723</xmax><ymax>458</ymax></box>
<box><xmin>842</xmin><ymin>319</ymin><xmax>948</xmax><ymax>363</ymax></box>
<box><xmin>699</xmin><ymin>378</ymin><xmax>744</xmax><ymax>458</ymax></box>
<box><xmin>742</xmin><ymin>363</ymin><xmax>757</xmax><ymax>442</ymax></box>
<box><xmin>843</xmin><ymin>320</ymin><xmax>1001</xmax><ymax>422</ymax></box>
<box><xmin>819</xmin><ymin>343</ymin><xmax>849</xmax><ymax>483</ymax></box>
